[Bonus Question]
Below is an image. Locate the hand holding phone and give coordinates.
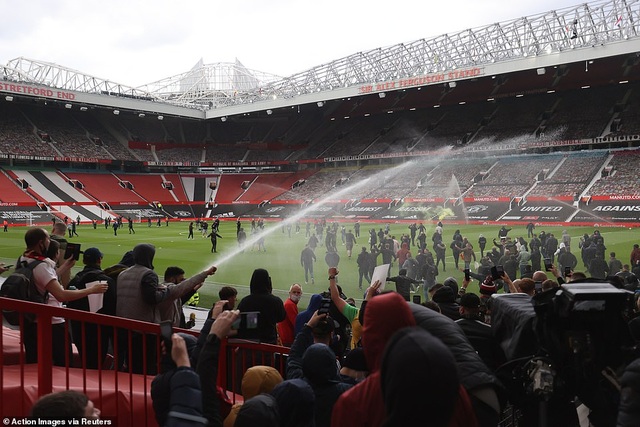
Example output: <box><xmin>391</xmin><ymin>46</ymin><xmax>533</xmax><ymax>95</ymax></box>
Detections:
<box><xmin>491</xmin><ymin>265</ymin><xmax>504</xmax><ymax>280</ymax></box>
<box><xmin>544</xmin><ymin>259</ymin><xmax>553</xmax><ymax>271</ymax></box>
<box><xmin>318</xmin><ymin>297</ymin><xmax>331</xmax><ymax>315</ymax></box>
<box><xmin>160</xmin><ymin>320</ymin><xmax>173</xmax><ymax>353</ymax></box>
<box><xmin>65</xmin><ymin>243</ymin><xmax>81</xmax><ymax>260</ymax></box>
<box><xmin>231</xmin><ymin>312</ymin><xmax>259</xmax><ymax>330</ymax></box>
<box><xmin>534</xmin><ymin>281</ymin><xmax>543</xmax><ymax>294</ymax></box>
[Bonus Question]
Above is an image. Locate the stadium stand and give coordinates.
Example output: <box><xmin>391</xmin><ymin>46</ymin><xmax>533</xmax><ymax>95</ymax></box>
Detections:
<box><xmin>0</xmin><ymin>170</ymin><xmax>37</xmax><ymax>203</ymax></box>
<box><xmin>588</xmin><ymin>149</ymin><xmax>640</xmax><ymax>196</ymax></box>
<box><xmin>0</xmin><ymin>103</ymin><xmax>58</xmax><ymax>156</ymax></box>
<box><xmin>26</xmin><ymin>106</ymin><xmax>106</xmax><ymax>158</ymax></box>
<box><xmin>70</xmin><ymin>110</ymin><xmax>137</xmax><ymax>160</ymax></box>
<box><xmin>64</xmin><ymin>171</ymin><xmax>148</xmax><ymax>204</ymax></box>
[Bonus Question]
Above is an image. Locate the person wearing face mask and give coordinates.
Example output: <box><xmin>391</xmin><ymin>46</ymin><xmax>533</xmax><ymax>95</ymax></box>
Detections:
<box><xmin>277</xmin><ymin>284</ymin><xmax>303</xmax><ymax>347</ymax></box>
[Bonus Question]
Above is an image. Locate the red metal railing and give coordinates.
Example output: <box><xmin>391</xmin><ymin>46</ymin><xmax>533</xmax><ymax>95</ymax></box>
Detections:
<box><xmin>1</xmin><ymin>297</ymin><xmax>292</xmax><ymax>423</ymax></box>
<box><xmin>0</xmin><ymin>297</ymin><xmax>188</xmax><ymax>425</ymax></box>
<box><xmin>217</xmin><ymin>338</ymin><xmax>290</xmax><ymax>403</ymax></box>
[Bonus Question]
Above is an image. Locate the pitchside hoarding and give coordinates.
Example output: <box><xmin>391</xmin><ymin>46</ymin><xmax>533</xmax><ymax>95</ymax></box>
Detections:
<box><xmin>503</xmin><ymin>198</ymin><xmax>574</xmax><ymax>223</ymax></box>
<box><xmin>573</xmin><ymin>197</ymin><xmax>640</xmax><ymax>223</ymax></box>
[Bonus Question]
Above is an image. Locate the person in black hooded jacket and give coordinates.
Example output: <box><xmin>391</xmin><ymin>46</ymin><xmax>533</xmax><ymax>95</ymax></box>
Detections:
<box><xmin>235</xmin><ymin>394</ymin><xmax>279</xmax><ymax>427</ymax></box>
<box><xmin>270</xmin><ymin>379</ymin><xmax>315</xmax><ymax>427</ymax></box>
<box><xmin>237</xmin><ymin>268</ymin><xmax>286</xmax><ymax>344</ymax></box>
<box><xmin>617</xmin><ymin>357</ymin><xmax>640</xmax><ymax>427</ymax></box>
<box><xmin>409</xmin><ymin>303</ymin><xmax>505</xmax><ymax>427</ymax></box>
<box><xmin>287</xmin><ymin>309</ymin><xmax>353</xmax><ymax>427</ymax></box>
<box><xmin>151</xmin><ymin>333</ymin><xmax>208</xmax><ymax>427</ymax></box>
<box><xmin>381</xmin><ymin>327</ymin><xmax>461</xmax><ymax>427</ymax></box>
<box><xmin>303</xmin><ymin>343</ymin><xmax>352</xmax><ymax>427</ymax></box>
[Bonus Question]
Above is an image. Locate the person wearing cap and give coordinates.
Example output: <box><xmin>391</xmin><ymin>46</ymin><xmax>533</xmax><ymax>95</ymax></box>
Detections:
<box><xmin>431</xmin><ymin>278</ymin><xmax>461</xmax><ymax>321</ymax></box>
<box><xmin>340</xmin><ymin>347</ymin><xmax>368</xmax><ymax>383</ymax></box>
<box><xmin>67</xmin><ymin>247</ymin><xmax>117</xmax><ymax>369</ymax></box>
<box><xmin>455</xmin><ymin>289</ymin><xmax>505</xmax><ymax>372</ymax></box>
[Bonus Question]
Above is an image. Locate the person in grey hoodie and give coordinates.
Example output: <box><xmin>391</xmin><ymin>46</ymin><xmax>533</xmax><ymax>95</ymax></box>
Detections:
<box><xmin>116</xmin><ymin>243</ymin><xmax>216</xmax><ymax>374</ymax></box>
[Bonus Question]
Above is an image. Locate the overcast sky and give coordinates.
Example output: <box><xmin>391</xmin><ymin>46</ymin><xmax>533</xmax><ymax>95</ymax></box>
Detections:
<box><xmin>1</xmin><ymin>0</ymin><xmax>584</xmax><ymax>87</ymax></box>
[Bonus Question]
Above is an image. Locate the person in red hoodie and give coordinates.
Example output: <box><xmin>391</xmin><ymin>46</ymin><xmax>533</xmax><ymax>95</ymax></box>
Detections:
<box><xmin>331</xmin><ymin>291</ymin><xmax>479</xmax><ymax>427</ymax></box>
<box><xmin>331</xmin><ymin>292</ymin><xmax>415</xmax><ymax>427</ymax></box>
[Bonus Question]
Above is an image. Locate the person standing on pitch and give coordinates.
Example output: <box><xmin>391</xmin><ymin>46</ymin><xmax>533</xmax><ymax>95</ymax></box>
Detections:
<box><xmin>301</xmin><ymin>244</ymin><xmax>316</xmax><ymax>285</ymax></box>
<box><xmin>207</xmin><ymin>229</ymin><xmax>223</xmax><ymax>253</ymax></box>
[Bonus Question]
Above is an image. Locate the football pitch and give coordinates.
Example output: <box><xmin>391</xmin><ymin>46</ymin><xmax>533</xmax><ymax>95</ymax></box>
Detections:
<box><xmin>0</xmin><ymin>221</ymin><xmax>637</xmax><ymax>309</ymax></box>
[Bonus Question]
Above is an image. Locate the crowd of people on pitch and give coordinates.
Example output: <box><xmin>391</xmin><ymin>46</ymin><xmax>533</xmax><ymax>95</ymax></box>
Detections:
<box><xmin>3</xmin><ymin>221</ymin><xmax>640</xmax><ymax>426</ymax></box>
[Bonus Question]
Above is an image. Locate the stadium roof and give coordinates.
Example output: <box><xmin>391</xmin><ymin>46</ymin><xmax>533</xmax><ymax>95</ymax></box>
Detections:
<box><xmin>2</xmin><ymin>0</ymin><xmax>640</xmax><ymax>120</ymax></box>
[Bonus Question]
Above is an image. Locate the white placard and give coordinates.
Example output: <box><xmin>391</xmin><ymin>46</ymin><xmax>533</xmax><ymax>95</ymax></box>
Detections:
<box><xmin>85</xmin><ymin>280</ymin><xmax>105</xmax><ymax>313</ymax></box>
<box><xmin>371</xmin><ymin>264</ymin><xmax>390</xmax><ymax>291</ymax></box>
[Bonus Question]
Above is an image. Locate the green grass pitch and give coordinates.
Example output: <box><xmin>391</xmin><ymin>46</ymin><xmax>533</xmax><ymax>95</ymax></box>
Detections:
<box><xmin>0</xmin><ymin>221</ymin><xmax>637</xmax><ymax>310</ymax></box>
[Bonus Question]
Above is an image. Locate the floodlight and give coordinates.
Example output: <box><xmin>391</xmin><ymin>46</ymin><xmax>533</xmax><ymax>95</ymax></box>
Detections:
<box><xmin>113</xmin><ymin>110</ymin><xmax>120</xmax><ymax>115</ymax></box>
<box><xmin>138</xmin><ymin>113</ymin><xmax>145</xmax><ymax>118</ymax></box>
<box><xmin>65</xmin><ymin>104</ymin><xmax>72</xmax><ymax>109</ymax></box>
<box><xmin>157</xmin><ymin>115</ymin><xmax>163</xmax><ymax>120</ymax></box>
<box><xmin>5</xmin><ymin>96</ymin><xmax>13</xmax><ymax>101</ymax></box>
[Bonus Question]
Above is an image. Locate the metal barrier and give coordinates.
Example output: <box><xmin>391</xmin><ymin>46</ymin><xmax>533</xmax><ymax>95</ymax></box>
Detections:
<box><xmin>217</xmin><ymin>338</ymin><xmax>290</xmax><ymax>403</ymax></box>
<box><xmin>0</xmin><ymin>297</ymin><xmax>296</xmax><ymax>424</ymax></box>
<box><xmin>0</xmin><ymin>297</ymin><xmax>196</xmax><ymax>426</ymax></box>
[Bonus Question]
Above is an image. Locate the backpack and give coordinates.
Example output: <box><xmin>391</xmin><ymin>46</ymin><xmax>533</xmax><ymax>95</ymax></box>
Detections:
<box><xmin>0</xmin><ymin>259</ymin><xmax>47</xmax><ymax>325</ymax></box>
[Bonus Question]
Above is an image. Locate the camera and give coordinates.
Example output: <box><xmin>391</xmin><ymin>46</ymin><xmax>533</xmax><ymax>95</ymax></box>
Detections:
<box><xmin>544</xmin><ymin>258</ymin><xmax>553</xmax><ymax>271</ymax></box>
<box><xmin>493</xmin><ymin>282</ymin><xmax>635</xmax><ymax>426</ymax></box>
<box><xmin>564</xmin><ymin>266</ymin><xmax>571</xmax><ymax>277</ymax></box>
<box><xmin>232</xmin><ymin>312</ymin><xmax>259</xmax><ymax>330</ymax></box>
<box><xmin>412</xmin><ymin>295</ymin><xmax>421</xmax><ymax>304</ymax></box>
